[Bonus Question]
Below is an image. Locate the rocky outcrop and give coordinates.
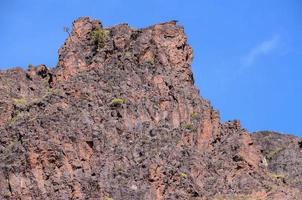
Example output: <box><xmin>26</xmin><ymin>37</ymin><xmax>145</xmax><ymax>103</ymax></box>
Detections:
<box><xmin>0</xmin><ymin>17</ymin><xmax>301</xmax><ymax>200</ymax></box>
<box><xmin>252</xmin><ymin>131</ymin><xmax>302</xmax><ymax>191</ymax></box>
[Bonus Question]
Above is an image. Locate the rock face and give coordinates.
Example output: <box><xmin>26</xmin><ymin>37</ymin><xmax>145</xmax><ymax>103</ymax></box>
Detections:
<box><xmin>252</xmin><ymin>131</ymin><xmax>302</xmax><ymax>191</ymax></box>
<box><xmin>0</xmin><ymin>17</ymin><xmax>301</xmax><ymax>200</ymax></box>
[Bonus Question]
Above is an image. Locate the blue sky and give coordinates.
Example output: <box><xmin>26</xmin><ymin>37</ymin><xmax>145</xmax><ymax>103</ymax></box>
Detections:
<box><xmin>1</xmin><ymin>0</ymin><xmax>301</xmax><ymax>136</ymax></box>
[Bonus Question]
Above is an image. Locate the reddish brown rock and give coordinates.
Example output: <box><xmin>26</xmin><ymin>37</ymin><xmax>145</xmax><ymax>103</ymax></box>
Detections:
<box><xmin>0</xmin><ymin>17</ymin><xmax>301</xmax><ymax>200</ymax></box>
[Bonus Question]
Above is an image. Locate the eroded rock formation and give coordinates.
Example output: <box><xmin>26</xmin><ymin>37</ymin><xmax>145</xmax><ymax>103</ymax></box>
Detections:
<box><xmin>0</xmin><ymin>17</ymin><xmax>301</xmax><ymax>200</ymax></box>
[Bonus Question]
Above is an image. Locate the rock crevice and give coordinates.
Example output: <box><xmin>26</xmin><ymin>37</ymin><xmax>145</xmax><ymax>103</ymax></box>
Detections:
<box><xmin>0</xmin><ymin>17</ymin><xmax>301</xmax><ymax>200</ymax></box>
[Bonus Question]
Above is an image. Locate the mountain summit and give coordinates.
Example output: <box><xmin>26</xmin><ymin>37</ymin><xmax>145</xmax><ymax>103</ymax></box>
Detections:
<box><xmin>0</xmin><ymin>17</ymin><xmax>301</xmax><ymax>200</ymax></box>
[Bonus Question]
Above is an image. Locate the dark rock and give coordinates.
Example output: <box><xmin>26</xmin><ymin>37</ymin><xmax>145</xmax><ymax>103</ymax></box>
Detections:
<box><xmin>252</xmin><ymin>131</ymin><xmax>302</xmax><ymax>191</ymax></box>
<box><xmin>0</xmin><ymin>17</ymin><xmax>301</xmax><ymax>200</ymax></box>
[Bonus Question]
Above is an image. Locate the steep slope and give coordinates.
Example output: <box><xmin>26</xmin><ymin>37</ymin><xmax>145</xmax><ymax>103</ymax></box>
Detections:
<box><xmin>252</xmin><ymin>131</ymin><xmax>302</xmax><ymax>191</ymax></box>
<box><xmin>0</xmin><ymin>17</ymin><xmax>301</xmax><ymax>200</ymax></box>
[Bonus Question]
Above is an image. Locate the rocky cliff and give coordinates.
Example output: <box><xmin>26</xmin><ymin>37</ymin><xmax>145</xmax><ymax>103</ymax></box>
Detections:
<box><xmin>0</xmin><ymin>17</ymin><xmax>301</xmax><ymax>200</ymax></box>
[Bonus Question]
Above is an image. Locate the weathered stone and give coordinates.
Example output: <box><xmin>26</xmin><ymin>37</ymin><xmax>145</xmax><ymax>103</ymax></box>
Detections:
<box><xmin>0</xmin><ymin>17</ymin><xmax>301</xmax><ymax>200</ymax></box>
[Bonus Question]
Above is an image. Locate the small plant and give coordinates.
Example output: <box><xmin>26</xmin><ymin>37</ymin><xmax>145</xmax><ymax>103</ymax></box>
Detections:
<box><xmin>208</xmin><ymin>176</ymin><xmax>216</xmax><ymax>181</ymax></box>
<box><xmin>180</xmin><ymin>172</ymin><xmax>188</xmax><ymax>178</ymax></box>
<box><xmin>145</xmin><ymin>57</ymin><xmax>155</xmax><ymax>65</ymax></box>
<box><xmin>266</xmin><ymin>147</ymin><xmax>284</xmax><ymax>160</ymax></box>
<box><xmin>183</xmin><ymin>123</ymin><xmax>193</xmax><ymax>130</ymax></box>
<box><xmin>111</xmin><ymin>98</ymin><xmax>126</xmax><ymax>105</ymax></box>
<box><xmin>105</xmin><ymin>197</ymin><xmax>113</xmax><ymax>200</ymax></box>
<box><xmin>9</xmin><ymin>111</ymin><xmax>24</xmax><ymax>125</ymax></box>
<box><xmin>191</xmin><ymin>112</ymin><xmax>199</xmax><ymax>120</ymax></box>
<box><xmin>270</xmin><ymin>172</ymin><xmax>285</xmax><ymax>179</ymax></box>
<box><xmin>42</xmin><ymin>74</ymin><xmax>52</xmax><ymax>88</ymax></box>
<box><xmin>124</xmin><ymin>51</ymin><xmax>132</xmax><ymax>58</ymax></box>
<box><xmin>12</xmin><ymin>98</ymin><xmax>27</xmax><ymax>106</ymax></box>
<box><xmin>91</xmin><ymin>27</ymin><xmax>108</xmax><ymax>50</ymax></box>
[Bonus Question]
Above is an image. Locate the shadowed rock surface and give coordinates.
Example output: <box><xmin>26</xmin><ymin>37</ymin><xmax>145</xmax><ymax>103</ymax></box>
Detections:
<box><xmin>252</xmin><ymin>131</ymin><xmax>302</xmax><ymax>191</ymax></box>
<box><xmin>0</xmin><ymin>17</ymin><xmax>301</xmax><ymax>200</ymax></box>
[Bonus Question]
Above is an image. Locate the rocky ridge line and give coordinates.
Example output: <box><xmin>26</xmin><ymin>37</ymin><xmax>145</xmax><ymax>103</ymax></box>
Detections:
<box><xmin>0</xmin><ymin>17</ymin><xmax>301</xmax><ymax>200</ymax></box>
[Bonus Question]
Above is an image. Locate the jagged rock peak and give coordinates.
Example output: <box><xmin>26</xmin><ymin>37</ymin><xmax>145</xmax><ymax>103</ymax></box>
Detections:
<box><xmin>56</xmin><ymin>17</ymin><xmax>193</xmax><ymax>82</ymax></box>
<box><xmin>0</xmin><ymin>17</ymin><xmax>301</xmax><ymax>200</ymax></box>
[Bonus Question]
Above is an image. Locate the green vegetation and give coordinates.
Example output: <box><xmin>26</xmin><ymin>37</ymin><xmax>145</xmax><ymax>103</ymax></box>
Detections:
<box><xmin>145</xmin><ymin>57</ymin><xmax>155</xmax><ymax>65</ymax></box>
<box><xmin>9</xmin><ymin>111</ymin><xmax>24</xmax><ymax>125</ymax></box>
<box><xmin>12</xmin><ymin>98</ymin><xmax>27</xmax><ymax>106</ymax></box>
<box><xmin>180</xmin><ymin>172</ymin><xmax>188</xmax><ymax>178</ymax></box>
<box><xmin>183</xmin><ymin>123</ymin><xmax>193</xmax><ymax>130</ymax></box>
<box><xmin>91</xmin><ymin>27</ymin><xmax>108</xmax><ymax>50</ymax></box>
<box><xmin>270</xmin><ymin>172</ymin><xmax>285</xmax><ymax>179</ymax></box>
<box><xmin>111</xmin><ymin>98</ymin><xmax>126</xmax><ymax>105</ymax></box>
<box><xmin>207</xmin><ymin>176</ymin><xmax>216</xmax><ymax>182</ymax></box>
<box><xmin>105</xmin><ymin>197</ymin><xmax>113</xmax><ymax>200</ymax></box>
<box><xmin>124</xmin><ymin>51</ymin><xmax>132</xmax><ymax>58</ymax></box>
<box><xmin>191</xmin><ymin>112</ymin><xmax>199</xmax><ymax>120</ymax></box>
<box><xmin>266</xmin><ymin>147</ymin><xmax>285</xmax><ymax>160</ymax></box>
<box><xmin>42</xmin><ymin>74</ymin><xmax>52</xmax><ymax>88</ymax></box>
<box><xmin>1</xmin><ymin>140</ymin><xmax>20</xmax><ymax>160</ymax></box>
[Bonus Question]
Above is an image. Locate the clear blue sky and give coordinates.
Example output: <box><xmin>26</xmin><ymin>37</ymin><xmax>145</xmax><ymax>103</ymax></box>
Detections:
<box><xmin>1</xmin><ymin>0</ymin><xmax>301</xmax><ymax>136</ymax></box>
